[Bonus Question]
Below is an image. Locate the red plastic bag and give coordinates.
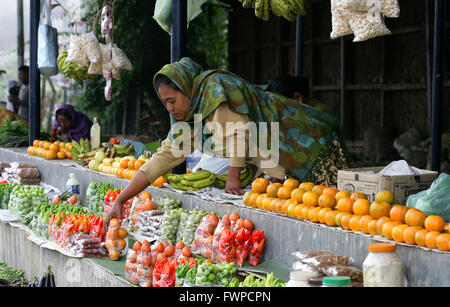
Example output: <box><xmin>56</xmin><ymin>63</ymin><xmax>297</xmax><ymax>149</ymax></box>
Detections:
<box><xmin>153</xmin><ymin>258</ymin><xmax>176</xmax><ymax>287</ymax></box>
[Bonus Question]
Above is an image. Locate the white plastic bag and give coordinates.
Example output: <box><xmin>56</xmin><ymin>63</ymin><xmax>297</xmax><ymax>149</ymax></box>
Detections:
<box><xmin>38</xmin><ymin>0</ymin><xmax>59</xmax><ymax>76</ymax></box>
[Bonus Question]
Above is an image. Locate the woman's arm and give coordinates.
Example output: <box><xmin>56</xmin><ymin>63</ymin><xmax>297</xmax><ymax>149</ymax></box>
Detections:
<box><xmin>225</xmin><ymin>166</ymin><xmax>244</xmax><ymax>195</ymax></box>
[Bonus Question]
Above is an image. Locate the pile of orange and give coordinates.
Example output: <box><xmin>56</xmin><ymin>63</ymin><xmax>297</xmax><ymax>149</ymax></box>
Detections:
<box><xmin>28</xmin><ymin>140</ymin><xmax>72</xmax><ymax>160</ymax></box>
<box><xmin>243</xmin><ymin>178</ymin><xmax>450</xmax><ymax>252</ymax></box>
<box><xmin>114</xmin><ymin>157</ymin><xmax>146</xmax><ymax>181</ymax></box>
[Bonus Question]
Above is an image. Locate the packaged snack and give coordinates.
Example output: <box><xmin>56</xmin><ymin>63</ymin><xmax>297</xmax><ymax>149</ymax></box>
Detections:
<box><xmin>302</xmin><ymin>254</ymin><xmax>353</xmax><ymax>268</ymax></box>
<box><xmin>320</xmin><ymin>265</ymin><xmax>363</xmax><ymax>282</ymax></box>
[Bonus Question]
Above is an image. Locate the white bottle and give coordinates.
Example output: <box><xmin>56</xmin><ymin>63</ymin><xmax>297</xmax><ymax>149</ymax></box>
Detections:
<box><xmin>90</xmin><ymin>117</ymin><xmax>101</xmax><ymax>150</ymax></box>
<box><xmin>66</xmin><ymin>173</ymin><xmax>80</xmax><ymax>197</ymax></box>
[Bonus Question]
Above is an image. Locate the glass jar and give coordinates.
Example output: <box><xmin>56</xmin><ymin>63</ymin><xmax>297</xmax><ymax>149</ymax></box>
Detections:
<box><xmin>322</xmin><ymin>276</ymin><xmax>351</xmax><ymax>287</ymax></box>
<box><xmin>286</xmin><ymin>271</ymin><xmax>319</xmax><ymax>287</ymax></box>
<box><xmin>363</xmin><ymin>243</ymin><xmax>404</xmax><ymax>287</ymax></box>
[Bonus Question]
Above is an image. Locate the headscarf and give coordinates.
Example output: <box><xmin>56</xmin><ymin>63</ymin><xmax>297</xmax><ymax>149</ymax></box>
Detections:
<box><xmin>154</xmin><ymin>58</ymin><xmax>343</xmax><ymax>180</ymax></box>
<box><xmin>53</xmin><ymin>104</ymin><xmax>93</xmax><ymax>142</ymax></box>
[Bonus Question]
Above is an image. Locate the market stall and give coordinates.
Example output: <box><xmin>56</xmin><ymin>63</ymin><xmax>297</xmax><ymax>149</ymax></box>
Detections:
<box><xmin>0</xmin><ymin>146</ymin><xmax>449</xmax><ymax>287</ymax></box>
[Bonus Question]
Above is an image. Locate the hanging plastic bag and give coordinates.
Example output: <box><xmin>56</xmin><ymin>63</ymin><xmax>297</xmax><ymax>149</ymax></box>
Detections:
<box><xmin>38</xmin><ymin>0</ymin><xmax>59</xmax><ymax>76</ymax></box>
<box><xmin>406</xmin><ymin>173</ymin><xmax>450</xmax><ymax>222</ymax></box>
<box><xmin>153</xmin><ymin>0</ymin><xmax>208</xmax><ymax>35</ymax></box>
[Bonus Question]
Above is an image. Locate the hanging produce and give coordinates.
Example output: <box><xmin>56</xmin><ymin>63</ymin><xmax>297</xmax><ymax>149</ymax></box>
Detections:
<box><xmin>101</xmin><ymin>3</ymin><xmax>114</xmax><ymax>101</ymax></box>
<box><xmin>238</xmin><ymin>0</ymin><xmax>307</xmax><ymax>22</ymax></box>
<box><xmin>330</xmin><ymin>0</ymin><xmax>400</xmax><ymax>42</ymax></box>
<box><xmin>57</xmin><ymin>50</ymin><xmax>95</xmax><ymax>82</ymax></box>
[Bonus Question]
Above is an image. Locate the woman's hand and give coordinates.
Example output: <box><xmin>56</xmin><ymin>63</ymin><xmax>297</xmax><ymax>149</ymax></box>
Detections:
<box><xmin>225</xmin><ymin>166</ymin><xmax>244</xmax><ymax>195</ymax></box>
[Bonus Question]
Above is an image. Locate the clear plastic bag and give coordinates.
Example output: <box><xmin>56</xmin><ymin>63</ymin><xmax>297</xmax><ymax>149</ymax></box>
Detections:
<box><xmin>349</xmin><ymin>10</ymin><xmax>391</xmax><ymax>42</ymax></box>
<box><xmin>112</xmin><ymin>45</ymin><xmax>132</xmax><ymax>71</ymax></box>
<box><xmin>320</xmin><ymin>265</ymin><xmax>363</xmax><ymax>282</ymax></box>
<box><xmin>160</xmin><ymin>208</ymin><xmax>182</xmax><ymax>245</ymax></box>
<box><xmin>66</xmin><ymin>36</ymin><xmax>90</xmax><ymax>67</ymax></box>
<box><xmin>302</xmin><ymin>254</ymin><xmax>353</xmax><ymax>268</ymax></box>
<box><xmin>105</xmin><ymin>219</ymin><xmax>128</xmax><ymax>260</ymax></box>
<box><xmin>81</xmin><ymin>32</ymin><xmax>102</xmax><ymax>64</ymax></box>
<box><xmin>176</xmin><ymin>209</ymin><xmax>190</xmax><ymax>242</ymax></box>
<box><xmin>191</xmin><ymin>214</ymin><xmax>219</xmax><ymax>259</ymax></box>
<box><xmin>330</xmin><ymin>0</ymin><xmax>354</xmax><ymax>39</ymax></box>
<box><xmin>292</xmin><ymin>251</ymin><xmax>332</xmax><ymax>262</ymax></box>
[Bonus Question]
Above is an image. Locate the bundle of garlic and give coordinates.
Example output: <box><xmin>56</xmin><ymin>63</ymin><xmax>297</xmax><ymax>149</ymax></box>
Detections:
<box><xmin>330</xmin><ymin>0</ymin><xmax>400</xmax><ymax>42</ymax></box>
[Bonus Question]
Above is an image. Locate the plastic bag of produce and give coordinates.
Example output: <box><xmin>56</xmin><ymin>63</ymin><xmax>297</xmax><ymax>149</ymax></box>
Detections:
<box><xmin>153</xmin><ymin>258</ymin><xmax>176</xmax><ymax>287</ymax></box>
<box><xmin>191</xmin><ymin>214</ymin><xmax>219</xmax><ymax>259</ymax></box>
<box><xmin>125</xmin><ymin>249</ymin><xmax>139</xmax><ymax>285</ymax></box>
<box><xmin>160</xmin><ymin>208</ymin><xmax>182</xmax><ymax>245</ymax></box>
<box><xmin>176</xmin><ymin>209</ymin><xmax>190</xmax><ymax>242</ymax></box>
<box><xmin>176</xmin><ymin>262</ymin><xmax>190</xmax><ymax>287</ymax></box>
<box><xmin>302</xmin><ymin>254</ymin><xmax>353</xmax><ymax>268</ymax></box>
<box><xmin>406</xmin><ymin>173</ymin><xmax>450</xmax><ymax>222</ymax></box>
<box><xmin>212</xmin><ymin>215</ymin><xmax>233</xmax><ymax>263</ymax></box>
<box><xmin>135</xmin><ymin>240</ymin><xmax>153</xmax><ymax>287</ymax></box>
<box><xmin>292</xmin><ymin>251</ymin><xmax>332</xmax><ymax>262</ymax></box>
<box><xmin>105</xmin><ymin>218</ymin><xmax>128</xmax><ymax>260</ymax></box>
<box><xmin>182</xmin><ymin>209</ymin><xmax>209</xmax><ymax>247</ymax></box>
<box><xmin>156</xmin><ymin>195</ymin><xmax>182</xmax><ymax>211</ymax></box>
<box><xmin>195</xmin><ymin>262</ymin><xmax>218</xmax><ymax>286</ymax></box>
<box><xmin>66</xmin><ymin>36</ymin><xmax>90</xmax><ymax>67</ymax></box>
<box><xmin>112</xmin><ymin>45</ymin><xmax>132</xmax><ymax>71</ymax></box>
<box><xmin>320</xmin><ymin>265</ymin><xmax>363</xmax><ymax>282</ymax></box>
<box><xmin>216</xmin><ymin>262</ymin><xmax>237</xmax><ymax>286</ymax></box>
<box><xmin>80</xmin><ymin>32</ymin><xmax>102</xmax><ymax>64</ymax></box>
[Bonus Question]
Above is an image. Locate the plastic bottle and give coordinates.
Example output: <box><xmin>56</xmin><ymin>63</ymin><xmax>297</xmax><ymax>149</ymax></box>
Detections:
<box><xmin>363</xmin><ymin>243</ymin><xmax>405</xmax><ymax>287</ymax></box>
<box><xmin>90</xmin><ymin>117</ymin><xmax>101</xmax><ymax>150</ymax></box>
<box><xmin>66</xmin><ymin>173</ymin><xmax>80</xmax><ymax>197</ymax></box>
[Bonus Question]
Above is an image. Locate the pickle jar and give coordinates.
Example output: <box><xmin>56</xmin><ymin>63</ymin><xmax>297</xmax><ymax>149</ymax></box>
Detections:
<box><xmin>363</xmin><ymin>243</ymin><xmax>405</xmax><ymax>287</ymax></box>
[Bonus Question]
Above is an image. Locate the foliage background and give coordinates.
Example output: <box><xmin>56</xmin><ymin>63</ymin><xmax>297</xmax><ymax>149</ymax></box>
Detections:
<box><xmin>73</xmin><ymin>0</ymin><xmax>229</xmax><ymax>140</ymax></box>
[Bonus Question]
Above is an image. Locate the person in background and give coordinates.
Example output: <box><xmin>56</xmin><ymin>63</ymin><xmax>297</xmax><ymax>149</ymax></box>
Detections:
<box><xmin>7</xmin><ymin>66</ymin><xmax>29</xmax><ymax>120</ymax></box>
<box><xmin>267</xmin><ymin>75</ymin><xmax>336</xmax><ymax>117</ymax></box>
<box><xmin>52</xmin><ymin>104</ymin><xmax>92</xmax><ymax>143</ymax></box>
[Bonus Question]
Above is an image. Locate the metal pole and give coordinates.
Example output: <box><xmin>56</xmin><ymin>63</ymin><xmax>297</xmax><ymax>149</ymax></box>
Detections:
<box><xmin>29</xmin><ymin>0</ymin><xmax>41</xmax><ymax>145</ymax></box>
<box><xmin>17</xmin><ymin>0</ymin><xmax>24</xmax><ymax>67</ymax></box>
<box><xmin>425</xmin><ymin>0</ymin><xmax>433</xmax><ymax>135</ymax></box>
<box><xmin>170</xmin><ymin>0</ymin><xmax>187</xmax><ymax>174</ymax></box>
<box><xmin>170</xmin><ymin>0</ymin><xmax>187</xmax><ymax>63</ymax></box>
<box><xmin>295</xmin><ymin>16</ymin><xmax>305</xmax><ymax>76</ymax></box>
<box><xmin>430</xmin><ymin>0</ymin><xmax>444</xmax><ymax>171</ymax></box>
<box><xmin>340</xmin><ymin>37</ymin><xmax>346</xmax><ymax>130</ymax></box>
<box><xmin>276</xmin><ymin>18</ymin><xmax>282</xmax><ymax>76</ymax></box>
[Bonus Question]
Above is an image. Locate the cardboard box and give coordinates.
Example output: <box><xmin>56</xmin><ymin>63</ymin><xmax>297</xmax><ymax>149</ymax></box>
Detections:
<box><xmin>337</xmin><ymin>167</ymin><xmax>439</xmax><ymax>205</ymax></box>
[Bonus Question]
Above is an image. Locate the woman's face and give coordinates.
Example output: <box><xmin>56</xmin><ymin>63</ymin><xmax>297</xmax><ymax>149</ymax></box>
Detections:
<box><xmin>158</xmin><ymin>83</ymin><xmax>190</xmax><ymax>121</ymax></box>
<box><xmin>57</xmin><ymin>115</ymin><xmax>71</xmax><ymax>130</ymax></box>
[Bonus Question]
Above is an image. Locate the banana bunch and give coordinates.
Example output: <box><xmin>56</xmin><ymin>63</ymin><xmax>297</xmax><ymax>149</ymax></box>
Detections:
<box><xmin>214</xmin><ymin>165</ymin><xmax>254</xmax><ymax>189</ymax></box>
<box><xmin>239</xmin><ymin>0</ymin><xmax>307</xmax><ymax>22</ymax></box>
<box><xmin>57</xmin><ymin>50</ymin><xmax>95</xmax><ymax>82</ymax></box>
<box><xmin>165</xmin><ymin>170</ymin><xmax>216</xmax><ymax>191</ymax></box>
<box><xmin>71</xmin><ymin>138</ymin><xmax>93</xmax><ymax>166</ymax></box>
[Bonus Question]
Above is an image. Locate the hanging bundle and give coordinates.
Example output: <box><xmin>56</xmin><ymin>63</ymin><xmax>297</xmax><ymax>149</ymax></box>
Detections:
<box><xmin>330</xmin><ymin>0</ymin><xmax>400</xmax><ymax>42</ymax></box>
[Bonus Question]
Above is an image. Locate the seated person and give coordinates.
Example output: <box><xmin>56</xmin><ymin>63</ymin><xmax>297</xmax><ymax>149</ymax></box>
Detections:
<box><xmin>52</xmin><ymin>104</ymin><xmax>92</xmax><ymax>143</ymax></box>
<box><xmin>267</xmin><ymin>75</ymin><xmax>335</xmax><ymax>117</ymax></box>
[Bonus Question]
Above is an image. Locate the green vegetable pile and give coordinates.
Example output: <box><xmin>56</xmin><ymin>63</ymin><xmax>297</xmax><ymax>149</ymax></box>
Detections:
<box><xmin>86</xmin><ymin>181</ymin><xmax>116</xmax><ymax>215</ymax></box>
<box><xmin>0</xmin><ymin>263</ymin><xmax>26</xmax><ymax>287</ymax></box>
<box><xmin>228</xmin><ymin>273</ymin><xmax>285</xmax><ymax>287</ymax></box>
<box><xmin>0</xmin><ymin>183</ymin><xmax>19</xmax><ymax>209</ymax></box>
<box><xmin>155</xmin><ymin>196</ymin><xmax>181</xmax><ymax>211</ymax></box>
<box><xmin>0</xmin><ymin>120</ymin><xmax>28</xmax><ymax>148</ymax></box>
<box><xmin>176</xmin><ymin>257</ymin><xmax>237</xmax><ymax>287</ymax></box>
<box><xmin>8</xmin><ymin>186</ymin><xmax>48</xmax><ymax>222</ymax></box>
<box><xmin>160</xmin><ymin>208</ymin><xmax>183</xmax><ymax>245</ymax></box>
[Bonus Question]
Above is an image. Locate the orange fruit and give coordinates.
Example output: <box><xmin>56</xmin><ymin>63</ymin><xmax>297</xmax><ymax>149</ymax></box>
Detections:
<box><xmin>308</xmin><ymin>207</ymin><xmax>322</xmax><ymax>223</ymax></box>
<box><xmin>391</xmin><ymin>224</ymin><xmax>409</xmax><ymax>243</ymax></box>
<box><xmin>376</xmin><ymin>190</ymin><xmax>395</xmax><ymax>204</ymax></box>
<box><xmin>322</xmin><ymin>187</ymin><xmax>339</xmax><ymax>198</ymax></box>
<box><xmin>318</xmin><ymin>193</ymin><xmax>336</xmax><ymax>208</ymax></box>
<box><xmin>56</xmin><ymin>151</ymin><xmax>66</xmax><ymax>159</ymax></box>
<box><xmin>389</xmin><ymin>205</ymin><xmax>409</xmax><ymax>223</ymax></box>
<box><xmin>290</xmin><ymin>188</ymin><xmax>305</xmax><ymax>203</ymax></box>
<box><xmin>273</xmin><ymin>199</ymin><xmax>286</xmax><ymax>213</ymax></box>
<box><xmin>49</xmin><ymin>143</ymin><xmax>60</xmax><ymax>152</ymax></box>
<box><xmin>244</xmin><ymin>219</ymin><xmax>254</xmax><ymax>232</ymax></box>
<box><xmin>33</xmin><ymin>140</ymin><xmax>40</xmax><ymax>147</ymax></box>
<box><xmin>117</xmin><ymin>239</ymin><xmax>127</xmax><ymax>250</ymax></box>
<box><xmin>376</xmin><ymin>217</ymin><xmax>391</xmax><ymax>236</ymax></box>
<box><xmin>318</xmin><ymin>207</ymin><xmax>332</xmax><ymax>224</ymax></box>
<box><xmin>403</xmin><ymin>226</ymin><xmax>423</xmax><ymax>245</ymax></box>
<box><xmin>325</xmin><ymin>210</ymin><xmax>339</xmax><ymax>227</ymax></box>
<box><xmin>243</xmin><ymin>191</ymin><xmax>253</xmax><ymax>207</ymax></box>
<box><xmin>424</xmin><ymin>215</ymin><xmax>446</xmax><ymax>232</ymax></box>
<box><xmin>110</xmin><ymin>218</ymin><xmax>121</xmax><ymax>228</ymax></box>
<box><xmin>299</xmin><ymin>182</ymin><xmax>315</xmax><ymax>191</ymax></box>
<box><xmin>370</xmin><ymin>201</ymin><xmax>392</xmax><ymax>219</ymax></box>
<box><xmin>105</xmin><ymin>239</ymin><xmax>117</xmax><ymax>249</ymax></box>
<box><xmin>252</xmin><ymin>178</ymin><xmax>269</xmax><ymax>193</ymax></box>
<box><xmin>118</xmin><ymin>228</ymin><xmax>128</xmax><ymax>239</ymax></box>
<box><xmin>43</xmin><ymin>141</ymin><xmax>51</xmax><ymax>150</ymax></box>
<box><xmin>335</xmin><ymin>212</ymin><xmax>351</xmax><ymax>227</ymax></box>
<box><xmin>351</xmin><ymin>192</ymin><xmax>368</xmax><ymax>200</ymax></box>
<box><xmin>367</xmin><ymin>219</ymin><xmax>379</xmax><ymax>235</ymax></box>
<box><xmin>287</xmin><ymin>201</ymin><xmax>299</xmax><ymax>218</ymax></box>
<box><xmin>249</xmin><ymin>192</ymin><xmax>260</xmax><ymax>208</ymax></box>
<box><xmin>353</xmin><ymin>199</ymin><xmax>371</xmax><ymax>216</ymax></box>
<box><xmin>281</xmin><ymin>201</ymin><xmax>292</xmax><ymax>215</ymax></box>
<box><xmin>341</xmin><ymin>214</ymin><xmax>354</xmax><ymax>230</ymax></box>
<box><xmin>45</xmin><ymin>150</ymin><xmax>57</xmax><ymax>160</ymax></box>
<box><xmin>301</xmin><ymin>206</ymin><xmax>313</xmax><ymax>220</ymax></box>
<box><xmin>266</xmin><ymin>183</ymin><xmax>282</xmax><ymax>198</ymax></box>
<box><xmin>277</xmin><ymin>186</ymin><xmax>293</xmax><ymax>199</ymax></box>
<box><xmin>120</xmin><ymin>159</ymin><xmax>130</xmax><ymax>169</ymax></box>
<box><xmin>263</xmin><ymin>197</ymin><xmax>275</xmax><ymax>212</ymax></box>
<box><xmin>283</xmin><ymin>178</ymin><xmax>300</xmax><ymax>190</ymax></box>
<box><xmin>415</xmin><ymin>229</ymin><xmax>429</xmax><ymax>247</ymax></box>
<box><xmin>435</xmin><ymin>233</ymin><xmax>450</xmax><ymax>251</ymax></box>
<box><xmin>382</xmin><ymin>221</ymin><xmax>401</xmax><ymax>240</ymax></box>
<box><xmin>425</xmin><ymin>231</ymin><xmax>441</xmax><ymax>249</ymax></box>
<box><xmin>303</xmin><ymin>191</ymin><xmax>319</xmax><ymax>207</ymax></box>
<box><xmin>135</xmin><ymin>160</ymin><xmax>145</xmax><ymax>170</ymax></box>
<box><xmin>127</xmin><ymin>159</ymin><xmax>136</xmax><ymax>170</ymax></box>
<box><xmin>312</xmin><ymin>185</ymin><xmax>326</xmax><ymax>195</ymax></box>
<box><xmin>336</xmin><ymin>198</ymin><xmax>355</xmax><ymax>213</ymax></box>
<box><xmin>349</xmin><ymin>215</ymin><xmax>362</xmax><ymax>232</ymax></box>
<box><xmin>335</xmin><ymin>190</ymin><xmax>351</xmax><ymax>202</ymax></box>
<box><xmin>405</xmin><ymin>208</ymin><xmax>427</xmax><ymax>227</ymax></box>
<box><xmin>359</xmin><ymin>215</ymin><xmax>374</xmax><ymax>234</ymax></box>
<box><xmin>27</xmin><ymin>146</ymin><xmax>34</xmax><ymax>155</ymax></box>
<box><xmin>295</xmin><ymin>204</ymin><xmax>305</xmax><ymax>219</ymax></box>
<box><xmin>256</xmin><ymin>194</ymin><xmax>268</xmax><ymax>209</ymax></box>
<box><xmin>109</xmin><ymin>249</ymin><xmax>120</xmax><ymax>261</ymax></box>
